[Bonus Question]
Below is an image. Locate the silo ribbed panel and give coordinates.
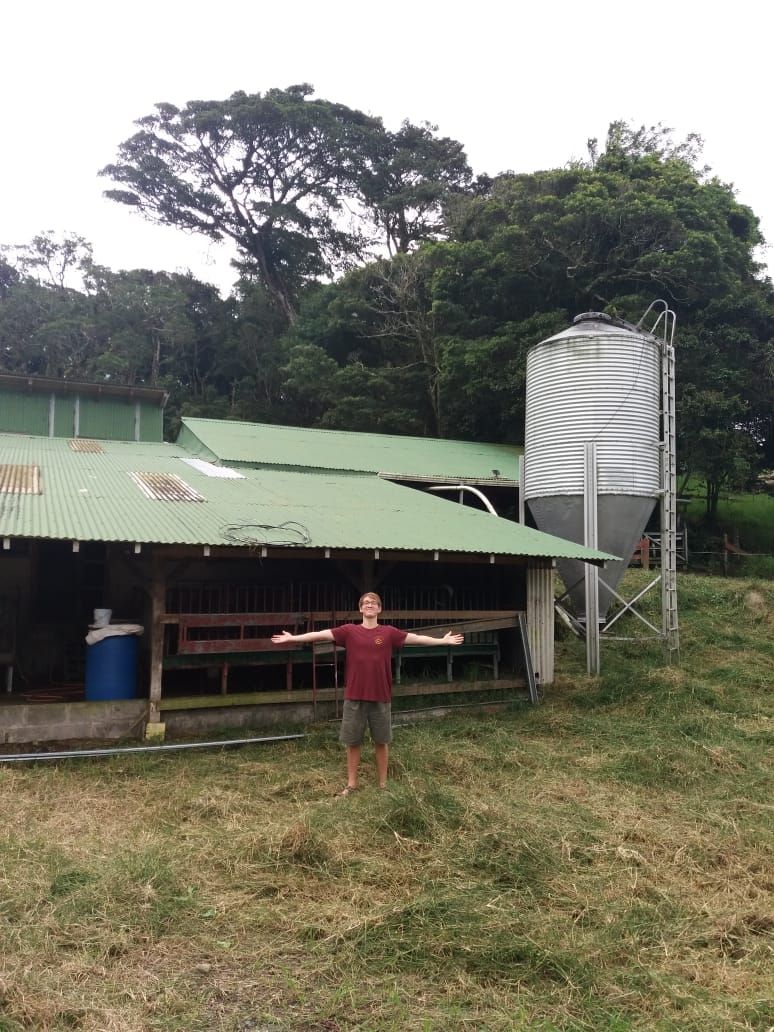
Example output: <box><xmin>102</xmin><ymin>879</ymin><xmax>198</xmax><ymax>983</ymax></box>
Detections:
<box><xmin>524</xmin><ymin>326</ymin><xmax>661</xmax><ymax>500</ymax></box>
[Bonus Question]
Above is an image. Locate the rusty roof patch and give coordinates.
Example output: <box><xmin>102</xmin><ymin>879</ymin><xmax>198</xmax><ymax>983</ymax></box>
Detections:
<box><xmin>129</xmin><ymin>471</ymin><xmax>205</xmax><ymax>502</ymax></box>
<box><xmin>69</xmin><ymin>439</ymin><xmax>104</xmax><ymax>453</ymax></box>
<box><xmin>0</xmin><ymin>464</ymin><xmax>41</xmax><ymax>494</ymax></box>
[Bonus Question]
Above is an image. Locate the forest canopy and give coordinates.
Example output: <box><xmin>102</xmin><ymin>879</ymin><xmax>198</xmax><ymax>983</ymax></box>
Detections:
<box><xmin>1</xmin><ymin>91</ymin><xmax>772</xmax><ymax>518</ymax></box>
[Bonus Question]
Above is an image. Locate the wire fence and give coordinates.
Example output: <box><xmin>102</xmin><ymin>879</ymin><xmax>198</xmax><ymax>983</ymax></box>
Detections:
<box><xmin>682</xmin><ymin>550</ymin><xmax>774</xmax><ymax>577</ymax></box>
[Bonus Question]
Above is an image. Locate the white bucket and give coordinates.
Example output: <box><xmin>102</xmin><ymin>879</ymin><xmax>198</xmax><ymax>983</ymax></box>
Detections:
<box><xmin>93</xmin><ymin>608</ymin><xmax>112</xmax><ymax>628</ymax></box>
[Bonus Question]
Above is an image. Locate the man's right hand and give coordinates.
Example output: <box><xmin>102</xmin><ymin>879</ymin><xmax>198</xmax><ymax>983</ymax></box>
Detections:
<box><xmin>271</xmin><ymin>630</ymin><xmax>294</xmax><ymax>644</ymax></box>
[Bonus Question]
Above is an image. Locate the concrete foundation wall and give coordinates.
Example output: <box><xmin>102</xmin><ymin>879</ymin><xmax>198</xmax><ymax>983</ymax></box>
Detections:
<box><xmin>0</xmin><ymin>699</ymin><xmax>147</xmax><ymax>744</ymax></box>
<box><xmin>163</xmin><ymin>702</ymin><xmax>331</xmax><ymax>736</ymax></box>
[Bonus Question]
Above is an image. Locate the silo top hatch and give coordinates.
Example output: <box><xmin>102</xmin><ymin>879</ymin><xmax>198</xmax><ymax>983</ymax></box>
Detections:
<box><xmin>536</xmin><ymin>311</ymin><xmax>651</xmax><ymax>347</ymax></box>
<box><xmin>574</xmin><ymin>312</ymin><xmax>614</xmax><ymax>325</ymax></box>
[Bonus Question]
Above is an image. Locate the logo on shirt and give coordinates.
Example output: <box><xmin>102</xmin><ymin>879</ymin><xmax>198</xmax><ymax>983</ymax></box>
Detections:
<box><xmin>374</xmin><ymin>636</ymin><xmax>384</xmax><ymax>646</ymax></box>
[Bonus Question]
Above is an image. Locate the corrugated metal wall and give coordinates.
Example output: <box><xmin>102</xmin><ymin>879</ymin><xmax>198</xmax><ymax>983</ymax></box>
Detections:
<box><xmin>526</xmin><ymin>561</ymin><xmax>554</xmax><ymax>686</ymax></box>
<box><xmin>0</xmin><ymin>387</ymin><xmax>163</xmax><ymax>443</ymax></box>
<box><xmin>52</xmin><ymin>396</ymin><xmax>74</xmax><ymax>437</ymax></box>
<box><xmin>78</xmin><ymin>397</ymin><xmax>135</xmax><ymax>441</ymax></box>
<box><xmin>0</xmin><ymin>390</ymin><xmax>50</xmax><ymax>435</ymax></box>
<box><xmin>137</xmin><ymin>401</ymin><xmax>163</xmax><ymax>442</ymax></box>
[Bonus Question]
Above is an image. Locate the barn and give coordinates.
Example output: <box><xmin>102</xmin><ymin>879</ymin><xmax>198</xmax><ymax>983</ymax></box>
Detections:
<box><xmin>0</xmin><ymin>372</ymin><xmax>614</xmax><ymax>744</ymax></box>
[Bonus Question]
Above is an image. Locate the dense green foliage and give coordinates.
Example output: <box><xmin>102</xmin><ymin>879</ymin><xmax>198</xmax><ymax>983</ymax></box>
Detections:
<box><xmin>2</xmin><ymin>104</ymin><xmax>773</xmax><ymax>520</ymax></box>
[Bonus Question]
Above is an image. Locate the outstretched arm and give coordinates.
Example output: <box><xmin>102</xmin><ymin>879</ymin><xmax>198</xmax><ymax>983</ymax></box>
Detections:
<box><xmin>404</xmin><ymin>630</ymin><xmax>464</xmax><ymax>647</ymax></box>
<box><xmin>271</xmin><ymin>629</ymin><xmax>335</xmax><ymax>645</ymax></box>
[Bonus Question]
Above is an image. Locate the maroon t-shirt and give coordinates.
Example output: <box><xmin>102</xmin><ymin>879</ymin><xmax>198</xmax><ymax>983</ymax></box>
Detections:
<box><xmin>330</xmin><ymin>623</ymin><xmax>408</xmax><ymax>702</ymax></box>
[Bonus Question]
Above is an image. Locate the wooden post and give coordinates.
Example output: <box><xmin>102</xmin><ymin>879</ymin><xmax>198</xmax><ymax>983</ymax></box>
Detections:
<box><xmin>146</xmin><ymin>552</ymin><xmax>166</xmax><ymax>737</ymax></box>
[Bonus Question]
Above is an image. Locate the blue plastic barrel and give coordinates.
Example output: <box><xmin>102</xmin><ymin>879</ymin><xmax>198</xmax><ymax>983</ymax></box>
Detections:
<box><xmin>85</xmin><ymin>635</ymin><xmax>138</xmax><ymax>701</ymax></box>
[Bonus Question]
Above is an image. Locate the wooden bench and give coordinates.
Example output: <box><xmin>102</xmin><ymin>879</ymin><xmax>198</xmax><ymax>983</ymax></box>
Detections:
<box><xmin>165</xmin><ymin>612</ymin><xmax>310</xmax><ymax>692</ymax></box>
<box><xmin>394</xmin><ymin>641</ymin><xmax>499</xmax><ymax>684</ymax></box>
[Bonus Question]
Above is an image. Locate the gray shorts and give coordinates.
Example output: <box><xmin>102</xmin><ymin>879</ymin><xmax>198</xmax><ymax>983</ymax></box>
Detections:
<box><xmin>339</xmin><ymin>700</ymin><xmax>392</xmax><ymax>746</ymax></box>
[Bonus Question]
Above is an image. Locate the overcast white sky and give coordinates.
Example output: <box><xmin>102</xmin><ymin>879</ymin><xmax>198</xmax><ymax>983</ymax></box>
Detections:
<box><xmin>3</xmin><ymin>0</ymin><xmax>771</xmax><ymax>295</ymax></box>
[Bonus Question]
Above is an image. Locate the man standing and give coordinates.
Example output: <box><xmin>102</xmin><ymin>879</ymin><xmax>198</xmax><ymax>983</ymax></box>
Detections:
<box><xmin>271</xmin><ymin>591</ymin><xmax>463</xmax><ymax>795</ymax></box>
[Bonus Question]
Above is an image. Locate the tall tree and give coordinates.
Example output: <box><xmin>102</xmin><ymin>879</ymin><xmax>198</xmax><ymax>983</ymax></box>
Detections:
<box><xmin>83</xmin><ymin>266</ymin><xmax>223</xmax><ymax>389</ymax></box>
<box><xmin>278</xmin><ymin>270</ymin><xmax>437</xmax><ymax>434</ymax></box>
<box><xmin>0</xmin><ymin>233</ymin><xmax>98</xmax><ymax>377</ymax></box>
<box><xmin>0</xmin><ymin>253</ymin><xmax>19</xmax><ymax>300</ymax></box>
<box><xmin>220</xmin><ymin>280</ymin><xmax>291</xmax><ymax>422</ymax></box>
<box><xmin>101</xmin><ymin>86</ymin><xmax>382</xmax><ymax>324</ymax></box>
<box><xmin>11</xmin><ymin>231</ymin><xmax>93</xmax><ymax>291</ymax></box>
<box><xmin>588</xmin><ymin>120</ymin><xmax>707</xmax><ymax>170</ymax></box>
<box><xmin>0</xmin><ymin>272</ymin><xmax>94</xmax><ymax>379</ymax></box>
<box><xmin>358</xmin><ymin>120</ymin><xmax>471</xmax><ymax>255</ymax></box>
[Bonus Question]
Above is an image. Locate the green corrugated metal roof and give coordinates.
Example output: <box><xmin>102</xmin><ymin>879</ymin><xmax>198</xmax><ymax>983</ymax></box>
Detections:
<box><xmin>0</xmin><ymin>433</ymin><xmax>615</xmax><ymax>563</ymax></box>
<box><xmin>178</xmin><ymin>418</ymin><xmax>522</xmax><ymax>483</ymax></box>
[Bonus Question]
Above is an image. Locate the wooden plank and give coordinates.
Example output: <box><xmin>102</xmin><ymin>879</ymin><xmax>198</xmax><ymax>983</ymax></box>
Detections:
<box><xmin>163</xmin><ymin>648</ymin><xmax>314</xmax><ymax>669</ymax></box>
<box><xmin>158</xmin><ymin>678</ymin><xmax>525</xmax><ymax>711</ymax></box>
<box><xmin>396</xmin><ymin>644</ymin><xmax>499</xmax><ymax>658</ymax></box>
<box><xmin>308</xmin><ymin>609</ymin><xmax>519</xmax><ymax>623</ymax></box>
<box><xmin>165</xmin><ymin>610</ymin><xmax>519</xmax><ymax>628</ymax></box>
<box><xmin>176</xmin><ymin>611</ymin><xmax>308</xmax><ymax>656</ymax></box>
<box><xmin>178</xmin><ymin>637</ymin><xmax>297</xmax><ymax>656</ymax></box>
<box><xmin>404</xmin><ymin>616</ymin><xmax>520</xmax><ymax>635</ymax></box>
<box><xmin>395</xmin><ymin>679</ymin><xmax>520</xmax><ymax>699</ymax></box>
<box><xmin>179</xmin><ymin>612</ymin><xmax>309</xmax><ymax>628</ymax></box>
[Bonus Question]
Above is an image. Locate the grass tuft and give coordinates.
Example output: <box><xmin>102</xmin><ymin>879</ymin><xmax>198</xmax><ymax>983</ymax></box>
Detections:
<box><xmin>276</xmin><ymin>819</ymin><xmax>331</xmax><ymax>870</ymax></box>
<box><xmin>374</xmin><ymin>778</ymin><xmax>467</xmax><ymax>840</ymax></box>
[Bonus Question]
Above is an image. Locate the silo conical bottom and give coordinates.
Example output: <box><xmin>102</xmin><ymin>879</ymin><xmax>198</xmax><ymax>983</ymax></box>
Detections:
<box><xmin>527</xmin><ymin>495</ymin><xmax>657</xmax><ymax>624</ymax></box>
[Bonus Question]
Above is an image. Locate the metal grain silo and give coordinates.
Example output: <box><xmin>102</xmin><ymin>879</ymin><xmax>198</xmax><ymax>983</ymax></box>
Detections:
<box><xmin>524</xmin><ymin>312</ymin><xmax>662</xmax><ymax>623</ymax></box>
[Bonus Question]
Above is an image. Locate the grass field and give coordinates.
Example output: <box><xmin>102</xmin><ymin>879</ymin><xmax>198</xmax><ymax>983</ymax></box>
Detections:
<box><xmin>0</xmin><ymin>572</ymin><xmax>772</xmax><ymax>1031</ymax></box>
<box><xmin>684</xmin><ymin>487</ymin><xmax>774</xmax><ymax>560</ymax></box>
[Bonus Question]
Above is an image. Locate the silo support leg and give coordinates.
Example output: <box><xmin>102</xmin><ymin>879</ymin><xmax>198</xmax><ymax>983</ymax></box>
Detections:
<box><xmin>584</xmin><ymin>444</ymin><xmax>600</xmax><ymax>676</ymax></box>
